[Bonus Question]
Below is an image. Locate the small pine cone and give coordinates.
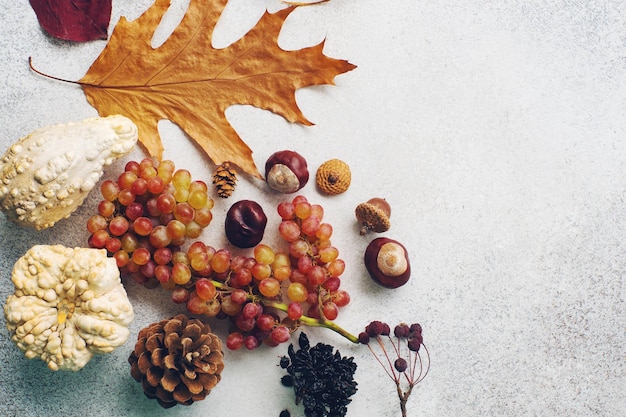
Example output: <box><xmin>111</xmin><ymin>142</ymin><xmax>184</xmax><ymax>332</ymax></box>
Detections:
<box><xmin>212</xmin><ymin>162</ymin><xmax>238</xmax><ymax>198</ymax></box>
<box><xmin>316</xmin><ymin>159</ymin><xmax>351</xmax><ymax>195</ymax></box>
<box><xmin>128</xmin><ymin>314</ymin><xmax>224</xmax><ymax>408</ymax></box>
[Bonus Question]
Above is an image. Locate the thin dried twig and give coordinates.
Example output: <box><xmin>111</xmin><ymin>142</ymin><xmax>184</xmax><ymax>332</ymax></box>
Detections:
<box><xmin>282</xmin><ymin>0</ymin><xmax>330</xmax><ymax>6</ymax></box>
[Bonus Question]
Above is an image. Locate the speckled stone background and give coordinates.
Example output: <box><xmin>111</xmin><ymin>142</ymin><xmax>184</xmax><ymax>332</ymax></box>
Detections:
<box><xmin>1</xmin><ymin>0</ymin><xmax>625</xmax><ymax>416</ymax></box>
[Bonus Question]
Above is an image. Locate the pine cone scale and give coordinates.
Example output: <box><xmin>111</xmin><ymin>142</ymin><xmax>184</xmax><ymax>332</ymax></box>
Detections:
<box><xmin>163</xmin><ymin>317</ymin><xmax>183</xmax><ymax>333</ymax></box>
<box><xmin>164</xmin><ymin>354</ymin><xmax>177</xmax><ymax>369</ymax></box>
<box><xmin>151</xmin><ymin>347</ymin><xmax>166</xmax><ymax>367</ymax></box>
<box><xmin>161</xmin><ymin>367</ymin><xmax>181</xmax><ymax>392</ymax></box>
<box><xmin>182</xmin><ymin>323</ymin><xmax>203</xmax><ymax>340</ymax></box>
<box><xmin>183</xmin><ymin>364</ymin><xmax>197</xmax><ymax>380</ymax></box>
<box><xmin>130</xmin><ymin>357</ymin><xmax>142</xmax><ymax>381</ymax></box>
<box><xmin>181</xmin><ymin>373</ymin><xmax>204</xmax><ymax>394</ymax></box>
<box><xmin>137</xmin><ymin>351</ymin><xmax>152</xmax><ymax>374</ymax></box>
<box><xmin>172</xmin><ymin>383</ymin><xmax>192</xmax><ymax>403</ymax></box>
<box><xmin>164</xmin><ymin>332</ymin><xmax>182</xmax><ymax>352</ymax></box>
<box><xmin>146</xmin><ymin>366</ymin><xmax>163</xmax><ymax>387</ymax></box>
<box><xmin>145</xmin><ymin>333</ymin><xmax>162</xmax><ymax>351</ymax></box>
<box><xmin>155</xmin><ymin>386</ymin><xmax>175</xmax><ymax>406</ymax></box>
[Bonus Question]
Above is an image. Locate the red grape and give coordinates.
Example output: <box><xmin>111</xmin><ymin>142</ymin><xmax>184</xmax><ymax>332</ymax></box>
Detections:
<box><xmin>87</xmin><ymin>215</ymin><xmax>108</xmax><ymax>234</ymax></box>
<box><xmin>256</xmin><ymin>314</ymin><xmax>275</xmax><ymax>331</ymax></box>
<box><xmin>287</xmin><ymin>302</ymin><xmax>303</xmax><ymax>320</ymax></box>
<box><xmin>109</xmin><ymin>216</ymin><xmax>129</xmax><ymax>236</ymax></box>
<box><xmin>226</xmin><ymin>332</ymin><xmax>244</xmax><ymax>350</ymax></box>
<box><xmin>195</xmin><ymin>278</ymin><xmax>216</xmax><ymax>300</ymax></box>
<box><xmin>270</xmin><ymin>326</ymin><xmax>290</xmax><ymax>344</ymax></box>
<box><xmin>322</xmin><ymin>301</ymin><xmax>339</xmax><ymax>320</ymax></box>
<box><xmin>133</xmin><ymin>217</ymin><xmax>153</xmax><ymax>236</ymax></box>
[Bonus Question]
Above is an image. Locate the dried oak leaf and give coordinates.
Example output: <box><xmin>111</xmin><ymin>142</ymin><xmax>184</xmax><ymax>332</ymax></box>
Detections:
<box><xmin>30</xmin><ymin>0</ymin><xmax>112</xmax><ymax>42</ymax></box>
<box><xmin>79</xmin><ymin>0</ymin><xmax>356</xmax><ymax>179</ymax></box>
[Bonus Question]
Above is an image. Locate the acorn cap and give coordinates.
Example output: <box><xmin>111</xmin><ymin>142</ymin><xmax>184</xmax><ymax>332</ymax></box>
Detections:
<box><xmin>316</xmin><ymin>159</ymin><xmax>351</xmax><ymax>195</ymax></box>
<box><xmin>355</xmin><ymin>200</ymin><xmax>391</xmax><ymax>235</ymax></box>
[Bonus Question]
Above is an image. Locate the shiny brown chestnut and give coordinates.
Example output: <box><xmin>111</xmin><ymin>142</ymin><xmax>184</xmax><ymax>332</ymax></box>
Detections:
<box><xmin>265</xmin><ymin>150</ymin><xmax>309</xmax><ymax>193</ymax></box>
<box><xmin>225</xmin><ymin>200</ymin><xmax>267</xmax><ymax>248</ymax></box>
<box><xmin>364</xmin><ymin>237</ymin><xmax>410</xmax><ymax>288</ymax></box>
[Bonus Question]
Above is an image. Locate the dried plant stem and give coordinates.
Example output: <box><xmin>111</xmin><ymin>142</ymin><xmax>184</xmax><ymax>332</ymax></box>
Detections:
<box><xmin>282</xmin><ymin>0</ymin><xmax>330</xmax><ymax>6</ymax></box>
<box><xmin>398</xmin><ymin>383</ymin><xmax>413</xmax><ymax>417</ymax></box>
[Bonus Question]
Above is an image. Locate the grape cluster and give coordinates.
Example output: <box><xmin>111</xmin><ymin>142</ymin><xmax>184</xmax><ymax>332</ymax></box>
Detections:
<box><xmin>277</xmin><ymin>195</ymin><xmax>350</xmax><ymax>318</ymax></box>
<box><xmin>208</xmin><ymin>195</ymin><xmax>352</xmax><ymax>351</ymax></box>
<box><xmin>87</xmin><ymin>158</ymin><xmax>214</xmax><ymax>288</ymax></box>
<box><xmin>87</xmin><ymin>159</ymin><xmax>354</xmax><ymax>351</ymax></box>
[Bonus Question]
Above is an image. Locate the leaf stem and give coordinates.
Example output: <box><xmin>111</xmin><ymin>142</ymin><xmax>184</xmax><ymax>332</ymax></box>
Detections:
<box><xmin>28</xmin><ymin>57</ymin><xmax>81</xmax><ymax>85</ymax></box>
<box><xmin>282</xmin><ymin>0</ymin><xmax>330</xmax><ymax>6</ymax></box>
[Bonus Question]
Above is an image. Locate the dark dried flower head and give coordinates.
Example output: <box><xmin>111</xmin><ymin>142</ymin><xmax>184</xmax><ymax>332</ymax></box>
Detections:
<box><xmin>394</xmin><ymin>323</ymin><xmax>410</xmax><ymax>338</ymax></box>
<box><xmin>394</xmin><ymin>358</ymin><xmax>408</xmax><ymax>373</ymax></box>
<box><xmin>366</xmin><ymin>320</ymin><xmax>390</xmax><ymax>337</ymax></box>
<box><xmin>409</xmin><ymin>323</ymin><xmax>422</xmax><ymax>335</ymax></box>
<box><xmin>358</xmin><ymin>332</ymin><xmax>370</xmax><ymax>344</ymax></box>
<box><xmin>365</xmin><ymin>320</ymin><xmax>384</xmax><ymax>337</ymax></box>
<box><xmin>363</xmin><ymin>321</ymin><xmax>430</xmax><ymax>417</ymax></box>
<box><xmin>408</xmin><ymin>333</ymin><xmax>423</xmax><ymax>352</ymax></box>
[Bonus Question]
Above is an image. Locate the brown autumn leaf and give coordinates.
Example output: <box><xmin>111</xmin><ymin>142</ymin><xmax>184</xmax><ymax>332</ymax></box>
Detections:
<box><xmin>79</xmin><ymin>0</ymin><xmax>356</xmax><ymax>179</ymax></box>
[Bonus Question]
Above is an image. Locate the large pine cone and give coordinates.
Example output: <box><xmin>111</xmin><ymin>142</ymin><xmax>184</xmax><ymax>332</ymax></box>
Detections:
<box><xmin>128</xmin><ymin>314</ymin><xmax>224</xmax><ymax>408</ymax></box>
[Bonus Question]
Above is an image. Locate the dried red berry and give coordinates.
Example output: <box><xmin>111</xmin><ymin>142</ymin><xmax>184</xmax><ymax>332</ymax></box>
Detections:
<box><xmin>394</xmin><ymin>323</ymin><xmax>410</xmax><ymax>338</ymax></box>
<box><xmin>394</xmin><ymin>358</ymin><xmax>408</xmax><ymax>373</ymax></box>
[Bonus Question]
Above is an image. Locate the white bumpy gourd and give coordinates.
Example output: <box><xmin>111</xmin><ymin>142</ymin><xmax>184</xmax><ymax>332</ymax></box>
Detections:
<box><xmin>0</xmin><ymin>115</ymin><xmax>138</xmax><ymax>229</ymax></box>
<box><xmin>4</xmin><ymin>245</ymin><xmax>135</xmax><ymax>371</ymax></box>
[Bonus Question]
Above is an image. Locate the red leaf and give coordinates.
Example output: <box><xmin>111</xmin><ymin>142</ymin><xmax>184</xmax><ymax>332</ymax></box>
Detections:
<box><xmin>29</xmin><ymin>0</ymin><xmax>112</xmax><ymax>42</ymax></box>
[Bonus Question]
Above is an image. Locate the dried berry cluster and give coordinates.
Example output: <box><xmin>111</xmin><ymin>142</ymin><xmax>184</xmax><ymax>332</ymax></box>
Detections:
<box><xmin>358</xmin><ymin>321</ymin><xmax>429</xmax><ymax>417</ymax></box>
<box><xmin>280</xmin><ymin>332</ymin><xmax>357</xmax><ymax>417</ymax></box>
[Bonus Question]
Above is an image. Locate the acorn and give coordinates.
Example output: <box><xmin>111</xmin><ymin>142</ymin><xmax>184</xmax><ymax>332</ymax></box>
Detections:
<box><xmin>316</xmin><ymin>159</ymin><xmax>351</xmax><ymax>195</ymax></box>
<box><xmin>355</xmin><ymin>198</ymin><xmax>391</xmax><ymax>235</ymax></box>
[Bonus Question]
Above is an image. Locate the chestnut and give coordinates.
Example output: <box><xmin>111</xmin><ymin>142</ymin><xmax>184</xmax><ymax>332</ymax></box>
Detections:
<box><xmin>364</xmin><ymin>237</ymin><xmax>410</xmax><ymax>288</ymax></box>
<box><xmin>265</xmin><ymin>150</ymin><xmax>309</xmax><ymax>193</ymax></box>
<box><xmin>225</xmin><ymin>200</ymin><xmax>267</xmax><ymax>248</ymax></box>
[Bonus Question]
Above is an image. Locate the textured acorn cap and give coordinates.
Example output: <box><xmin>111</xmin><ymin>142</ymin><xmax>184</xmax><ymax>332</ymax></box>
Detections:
<box><xmin>355</xmin><ymin>199</ymin><xmax>391</xmax><ymax>235</ymax></box>
<box><xmin>316</xmin><ymin>159</ymin><xmax>351</xmax><ymax>195</ymax></box>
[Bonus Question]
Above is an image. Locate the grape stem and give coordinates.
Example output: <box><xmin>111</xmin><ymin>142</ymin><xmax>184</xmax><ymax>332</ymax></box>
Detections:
<box><xmin>267</xmin><ymin>299</ymin><xmax>360</xmax><ymax>344</ymax></box>
<box><xmin>210</xmin><ymin>280</ymin><xmax>360</xmax><ymax>344</ymax></box>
